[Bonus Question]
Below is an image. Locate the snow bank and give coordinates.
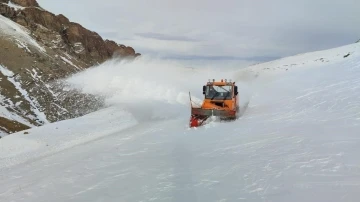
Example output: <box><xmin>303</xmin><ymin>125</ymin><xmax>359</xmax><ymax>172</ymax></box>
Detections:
<box><xmin>235</xmin><ymin>43</ymin><xmax>360</xmax><ymax>79</ymax></box>
<box><xmin>0</xmin><ymin>106</ymin><xmax>137</xmax><ymax>169</ymax></box>
<box><xmin>231</xmin><ymin>43</ymin><xmax>360</xmax><ymax>109</ymax></box>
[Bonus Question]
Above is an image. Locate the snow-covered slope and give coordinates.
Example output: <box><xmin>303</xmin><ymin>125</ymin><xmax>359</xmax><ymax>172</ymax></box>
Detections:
<box><xmin>0</xmin><ymin>12</ymin><xmax>103</xmax><ymax>134</ymax></box>
<box><xmin>0</xmin><ymin>65</ymin><xmax>48</xmax><ymax>124</ymax></box>
<box><xmin>0</xmin><ymin>14</ymin><xmax>46</xmax><ymax>53</ymax></box>
<box><xmin>0</xmin><ymin>3</ymin><xmax>141</xmax><ymax>134</ymax></box>
<box><xmin>0</xmin><ymin>43</ymin><xmax>359</xmax><ymax>202</ymax></box>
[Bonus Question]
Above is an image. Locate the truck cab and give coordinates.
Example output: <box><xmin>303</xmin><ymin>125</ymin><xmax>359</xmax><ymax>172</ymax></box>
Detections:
<box><xmin>202</xmin><ymin>79</ymin><xmax>239</xmax><ymax>112</ymax></box>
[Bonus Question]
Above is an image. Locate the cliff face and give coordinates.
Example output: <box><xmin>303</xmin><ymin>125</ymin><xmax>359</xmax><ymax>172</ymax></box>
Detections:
<box><xmin>0</xmin><ymin>1</ymin><xmax>139</xmax><ymax>64</ymax></box>
<box><xmin>0</xmin><ymin>0</ymin><xmax>140</xmax><ymax>135</ymax></box>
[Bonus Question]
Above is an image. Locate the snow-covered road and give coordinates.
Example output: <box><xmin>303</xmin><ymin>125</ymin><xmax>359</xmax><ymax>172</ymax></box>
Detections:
<box><xmin>1</xmin><ymin>44</ymin><xmax>360</xmax><ymax>202</ymax></box>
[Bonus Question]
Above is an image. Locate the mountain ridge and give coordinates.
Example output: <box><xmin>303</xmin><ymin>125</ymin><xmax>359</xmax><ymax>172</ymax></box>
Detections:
<box><xmin>0</xmin><ymin>0</ymin><xmax>140</xmax><ymax>136</ymax></box>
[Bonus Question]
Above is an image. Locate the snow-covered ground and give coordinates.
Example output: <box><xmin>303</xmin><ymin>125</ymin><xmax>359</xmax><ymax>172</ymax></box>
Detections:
<box><xmin>0</xmin><ymin>43</ymin><xmax>359</xmax><ymax>202</ymax></box>
<box><xmin>0</xmin><ymin>130</ymin><xmax>6</xmax><ymax>138</ymax></box>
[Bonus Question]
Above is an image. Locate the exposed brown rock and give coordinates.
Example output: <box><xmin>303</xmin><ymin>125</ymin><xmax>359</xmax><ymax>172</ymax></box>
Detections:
<box><xmin>0</xmin><ymin>4</ymin><xmax>140</xmax><ymax>63</ymax></box>
<box><xmin>57</xmin><ymin>14</ymin><xmax>70</xmax><ymax>26</ymax></box>
<box><xmin>0</xmin><ymin>117</ymin><xmax>31</xmax><ymax>134</ymax></box>
<box><xmin>105</xmin><ymin>40</ymin><xmax>137</xmax><ymax>57</ymax></box>
<box><xmin>124</xmin><ymin>46</ymin><xmax>135</xmax><ymax>55</ymax></box>
<box><xmin>1</xmin><ymin>1</ymin><xmax>140</xmax><ymax>63</ymax></box>
<box><xmin>62</xmin><ymin>22</ymin><xmax>110</xmax><ymax>61</ymax></box>
<box><xmin>104</xmin><ymin>40</ymin><xmax>119</xmax><ymax>54</ymax></box>
<box><xmin>11</xmin><ymin>0</ymin><xmax>39</xmax><ymax>7</ymax></box>
<box><xmin>113</xmin><ymin>46</ymin><xmax>136</xmax><ymax>57</ymax></box>
<box><xmin>0</xmin><ymin>0</ymin><xmax>140</xmax><ymax>134</ymax></box>
<box><xmin>0</xmin><ymin>3</ymin><xmax>16</xmax><ymax>19</ymax></box>
<box><xmin>20</xmin><ymin>8</ymin><xmax>65</xmax><ymax>31</ymax></box>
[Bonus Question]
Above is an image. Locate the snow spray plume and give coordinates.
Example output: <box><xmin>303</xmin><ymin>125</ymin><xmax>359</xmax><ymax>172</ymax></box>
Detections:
<box><xmin>45</xmin><ymin>79</ymin><xmax>106</xmax><ymax>120</ymax></box>
<box><xmin>62</xmin><ymin>56</ymin><xmax>249</xmax><ymax>121</ymax></box>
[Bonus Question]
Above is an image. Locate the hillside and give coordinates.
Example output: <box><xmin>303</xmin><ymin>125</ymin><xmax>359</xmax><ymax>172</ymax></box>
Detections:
<box><xmin>0</xmin><ymin>0</ymin><xmax>140</xmax><ymax>135</ymax></box>
<box><xmin>0</xmin><ymin>42</ymin><xmax>359</xmax><ymax>201</ymax></box>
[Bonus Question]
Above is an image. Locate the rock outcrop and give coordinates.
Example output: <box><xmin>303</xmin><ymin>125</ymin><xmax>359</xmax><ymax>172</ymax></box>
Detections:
<box><xmin>0</xmin><ymin>2</ymin><xmax>16</xmax><ymax>18</ymax></box>
<box><xmin>11</xmin><ymin>0</ymin><xmax>39</xmax><ymax>7</ymax></box>
<box><xmin>0</xmin><ymin>1</ymin><xmax>140</xmax><ymax>64</ymax></box>
<box><xmin>0</xmin><ymin>0</ymin><xmax>140</xmax><ymax>135</ymax></box>
<box><xmin>0</xmin><ymin>117</ymin><xmax>30</xmax><ymax>134</ymax></box>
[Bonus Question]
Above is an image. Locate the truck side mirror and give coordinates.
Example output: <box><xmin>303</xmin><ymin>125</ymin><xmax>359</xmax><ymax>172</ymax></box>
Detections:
<box><xmin>234</xmin><ymin>86</ymin><xmax>238</xmax><ymax>95</ymax></box>
<box><xmin>203</xmin><ymin>86</ymin><xmax>206</xmax><ymax>94</ymax></box>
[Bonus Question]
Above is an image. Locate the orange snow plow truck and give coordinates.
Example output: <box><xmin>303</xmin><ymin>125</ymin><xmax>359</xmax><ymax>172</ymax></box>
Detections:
<box><xmin>189</xmin><ymin>79</ymin><xmax>239</xmax><ymax>128</ymax></box>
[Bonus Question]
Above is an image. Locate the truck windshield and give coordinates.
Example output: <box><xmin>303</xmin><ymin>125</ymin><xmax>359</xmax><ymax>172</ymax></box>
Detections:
<box><xmin>205</xmin><ymin>85</ymin><xmax>232</xmax><ymax>100</ymax></box>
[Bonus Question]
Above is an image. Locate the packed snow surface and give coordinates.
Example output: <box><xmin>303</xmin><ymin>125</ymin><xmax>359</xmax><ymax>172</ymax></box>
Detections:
<box><xmin>0</xmin><ymin>43</ymin><xmax>360</xmax><ymax>202</ymax></box>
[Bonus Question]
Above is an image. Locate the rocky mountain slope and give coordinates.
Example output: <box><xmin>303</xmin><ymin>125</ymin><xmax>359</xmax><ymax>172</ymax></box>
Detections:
<box><xmin>0</xmin><ymin>0</ymin><xmax>140</xmax><ymax>136</ymax></box>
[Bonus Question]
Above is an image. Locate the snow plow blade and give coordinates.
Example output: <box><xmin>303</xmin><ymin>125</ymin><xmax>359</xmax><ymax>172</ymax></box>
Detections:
<box><xmin>190</xmin><ymin>108</ymin><xmax>237</xmax><ymax>128</ymax></box>
<box><xmin>191</xmin><ymin>108</ymin><xmax>236</xmax><ymax>118</ymax></box>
